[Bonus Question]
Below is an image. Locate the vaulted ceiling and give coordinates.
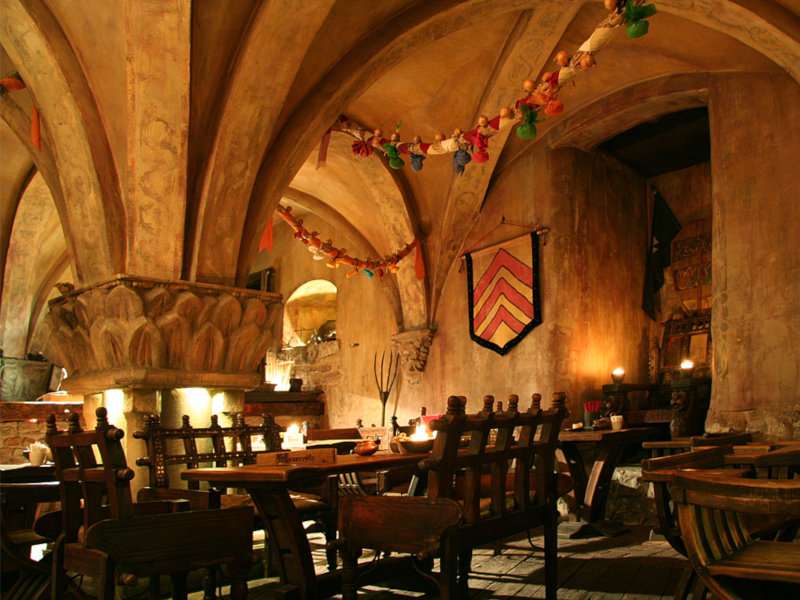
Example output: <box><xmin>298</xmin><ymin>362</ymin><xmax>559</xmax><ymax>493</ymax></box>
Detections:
<box><xmin>1</xmin><ymin>0</ymin><xmax>798</xmax><ymax>356</ymax></box>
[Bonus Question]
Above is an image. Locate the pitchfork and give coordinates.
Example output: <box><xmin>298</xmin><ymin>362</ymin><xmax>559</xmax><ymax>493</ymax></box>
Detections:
<box><xmin>373</xmin><ymin>350</ymin><xmax>400</xmax><ymax>427</ymax></box>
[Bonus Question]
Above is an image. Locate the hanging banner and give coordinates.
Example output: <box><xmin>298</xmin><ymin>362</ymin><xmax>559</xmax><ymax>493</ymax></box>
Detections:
<box><xmin>465</xmin><ymin>233</ymin><xmax>542</xmax><ymax>355</ymax></box>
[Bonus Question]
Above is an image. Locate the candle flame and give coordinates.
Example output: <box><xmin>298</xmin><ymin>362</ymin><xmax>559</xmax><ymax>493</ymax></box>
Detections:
<box><xmin>286</xmin><ymin>423</ymin><xmax>300</xmax><ymax>435</ymax></box>
<box><xmin>680</xmin><ymin>359</ymin><xmax>694</xmax><ymax>370</ymax></box>
<box><xmin>612</xmin><ymin>367</ymin><xmax>625</xmax><ymax>377</ymax></box>
<box><xmin>410</xmin><ymin>423</ymin><xmax>430</xmax><ymax>441</ymax></box>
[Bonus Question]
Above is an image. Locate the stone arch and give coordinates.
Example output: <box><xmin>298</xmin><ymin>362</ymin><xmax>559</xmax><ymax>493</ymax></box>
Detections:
<box><xmin>0</xmin><ymin>172</ymin><xmax>69</xmax><ymax>358</ymax></box>
<box><xmin>283</xmin><ymin>279</ymin><xmax>338</xmax><ymax>347</ymax></box>
<box><xmin>282</xmin><ymin>187</ymin><xmax>404</xmax><ymax>328</ymax></box>
<box><xmin>188</xmin><ymin>0</ymin><xmax>335</xmax><ymax>284</ymax></box>
<box><xmin>0</xmin><ymin>0</ymin><xmax>124</xmax><ymax>284</ymax></box>
<box><xmin>547</xmin><ymin>72</ymin><xmax>713</xmax><ymax>151</ymax></box>
<box><xmin>231</xmin><ymin>0</ymin><xmax>799</xmax><ymax>291</ymax></box>
<box><xmin>287</xmin><ymin>132</ymin><xmax>427</xmax><ymax>330</ymax></box>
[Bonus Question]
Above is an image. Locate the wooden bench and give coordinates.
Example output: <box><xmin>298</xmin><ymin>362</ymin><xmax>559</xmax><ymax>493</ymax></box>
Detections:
<box><xmin>672</xmin><ymin>471</ymin><xmax>800</xmax><ymax>600</ymax></box>
<box><xmin>337</xmin><ymin>392</ymin><xmax>566</xmax><ymax>600</ymax></box>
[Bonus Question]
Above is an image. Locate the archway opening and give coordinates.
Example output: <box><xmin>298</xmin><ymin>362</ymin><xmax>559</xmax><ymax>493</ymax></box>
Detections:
<box><xmin>282</xmin><ymin>279</ymin><xmax>337</xmax><ymax>348</ymax></box>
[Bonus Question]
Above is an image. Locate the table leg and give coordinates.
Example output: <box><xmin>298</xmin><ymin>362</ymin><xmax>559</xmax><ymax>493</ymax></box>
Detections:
<box><xmin>559</xmin><ymin>444</ymin><xmax>588</xmax><ymax>515</ymax></box>
<box><xmin>247</xmin><ymin>485</ymin><xmax>319</xmax><ymax>600</ymax></box>
<box><xmin>583</xmin><ymin>442</ymin><xmax>625</xmax><ymax>523</ymax></box>
<box><xmin>565</xmin><ymin>442</ymin><xmax>629</xmax><ymax>539</ymax></box>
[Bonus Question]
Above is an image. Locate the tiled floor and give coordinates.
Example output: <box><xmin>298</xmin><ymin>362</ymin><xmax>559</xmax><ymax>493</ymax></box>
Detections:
<box><xmin>236</xmin><ymin>524</ymin><xmax>686</xmax><ymax>599</ymax></box>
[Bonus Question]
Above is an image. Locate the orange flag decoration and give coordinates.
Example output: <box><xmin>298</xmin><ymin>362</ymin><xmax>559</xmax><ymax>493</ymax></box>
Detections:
<box><xmin>1</xmin><ymin>73</ymin><xmax>42</xmax><ymax>150</ymax></box>
<box><xmin>258</xmin><ymin>217</ymin><xmax>273</xmax><ymax>252</ymax></box>
<box><xmin>31</xmin><ymin>106</ymin><xmax>41</xmax><ymax>149</ymax></box>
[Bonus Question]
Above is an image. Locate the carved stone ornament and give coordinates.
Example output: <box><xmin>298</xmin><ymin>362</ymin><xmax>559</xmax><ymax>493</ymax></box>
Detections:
<box><xmin>391</xmin><ymin>328</ymin><xmax>435</xmax><ymax>386</ymax></box>
<box><xmin>41</xmin><ymin>276</ymin><xmax>282</xmax><ymax>393</ymax></box>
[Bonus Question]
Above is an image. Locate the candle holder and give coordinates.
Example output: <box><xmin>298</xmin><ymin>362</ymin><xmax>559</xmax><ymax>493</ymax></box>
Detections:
<box><xmin>611</xmin><ymin>367</ymin><xmax>625</xmax><ymax>384</ymax></box>
<box><xmin>679</xmin><ymin>359</ymin><xmax>695</xmax><ymax>381</ymax></box>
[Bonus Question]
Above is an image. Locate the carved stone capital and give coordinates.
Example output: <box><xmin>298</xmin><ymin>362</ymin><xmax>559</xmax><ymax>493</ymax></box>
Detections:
<box><xmin>41</xmin><ymin>275</ymin><xmax>282</xmax><ymax>393</ymax></box>
<box><xmin>391</xmin><ymin>328</ymin><xmax>435</xmax><ymax>386</ymax></box>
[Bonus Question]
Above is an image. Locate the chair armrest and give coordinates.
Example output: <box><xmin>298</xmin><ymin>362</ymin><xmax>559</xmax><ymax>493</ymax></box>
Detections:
<box><xmin>672</xmin><ymin>472</ymin><xmax>800</xmax><ymax>517</ymax></box>
<box><xmin>137</xmin><ymin>486</ymin><xmax>221</xmax><ymax>510</ymax></box>
<box><xmin>133</xmin><ymin>499</ymin><xmax>191</xmax><ymax>515</ymax></box>
<box><xmin>753</xmin><ymin>446</ymin><xmax>800</xmax><ymax>468</ymax></box>
<box><xmin>642</xmin><ymin>446</ymin><xmax>729</xmax><ymax>475</ymax></box>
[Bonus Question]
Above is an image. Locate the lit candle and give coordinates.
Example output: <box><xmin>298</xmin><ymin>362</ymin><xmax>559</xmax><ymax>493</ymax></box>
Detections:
<box><xmin>680</xmin><ymin>359</ymin><xmax>694</xmax><ymax>371</ymax></box>
<box><xmin>281</xmin><ymin>423</ymin><xmax>305</xmax><ymax>450</ymax></box>
<box><xmin>611</xmin><ymin>367</ymin><xmax>625</xmax><ymax>383</ymax></box>
<box><xmin>410</xmin><ymin>423</ymin><xmax>430</xmax><ymax>441</ymax></box>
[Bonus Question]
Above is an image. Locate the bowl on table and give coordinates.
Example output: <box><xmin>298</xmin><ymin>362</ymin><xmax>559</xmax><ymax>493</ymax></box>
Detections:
<box><xmin>393</xmin><ymin>437</ymin><xmax>434</xmax><ymax>454</ymax></box>
<box><xmin>354</xmin><ymin>440</ymin><xmax>379</xmax><ymax>456</ymax></box>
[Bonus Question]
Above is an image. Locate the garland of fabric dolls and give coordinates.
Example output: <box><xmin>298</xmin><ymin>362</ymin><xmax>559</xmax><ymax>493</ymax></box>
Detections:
<box><xmin>327</xmin><ymin>0</ymin><xmax>656</xmax><ymax>175</ymax></box>
<box><xmin>263</xmin><ymin>0</ymin><xmax>656</xmax><ymax>280</ymax></box>
<box><xmin>271</xmin><ymin>205</ymin><xmax>425</xmax><ymax>281</ymax></box>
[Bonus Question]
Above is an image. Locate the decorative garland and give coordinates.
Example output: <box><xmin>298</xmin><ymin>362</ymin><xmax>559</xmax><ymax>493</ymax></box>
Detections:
<box><xmin>267</xmin><ymin>205</ymin><xmax>425</xmax><ymax>280</ymax></box>
<box><xmin>326</xmin><ymin>0</ymin><xmax>656</xmax><ymax>176</ymax></box>
<box><xmin>265</xmin><ymin>0</ymin><xmax>656</xmax><ymax>282</ymax></box>
<box><xmin>0</xmin><ymin>72</ymin><xmax>42</xmax><ymax>150</ymax></box>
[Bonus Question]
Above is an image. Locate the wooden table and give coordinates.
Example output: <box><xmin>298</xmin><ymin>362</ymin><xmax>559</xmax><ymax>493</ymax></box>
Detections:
<box><xmin>183</xmin><ymin>451</ymin><xmax>427</xmax><ymax>599</ymax></box>
<box><xmin>305</xmin><ymin>438</ymin><xmax>363</xmax><ymax>454</ymax></box>
<box><xmin>0</xmin><ymin>464</ymin><xmax>55</xmax><ymax>484</ymax></box>
<box><xmin>558</xmin><ymin>427</ymin><xmax>658</xmax><ymax>537</ymax></box>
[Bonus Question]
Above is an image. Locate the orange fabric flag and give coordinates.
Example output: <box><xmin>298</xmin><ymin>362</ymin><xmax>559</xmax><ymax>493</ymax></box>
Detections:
<box><xmin>258</xmin><ymin>217</ymin><xmax>273</xmax><ymax>252</ymax></box>
<box><xmin>0</xmin><ymin>76</ymin><xmax>25</xmax><ymax>91</ymax></box>
<box><xmin>31</xmin><ymin>106</ymin><xmax>41</xmax><ymax>149</ymax></box>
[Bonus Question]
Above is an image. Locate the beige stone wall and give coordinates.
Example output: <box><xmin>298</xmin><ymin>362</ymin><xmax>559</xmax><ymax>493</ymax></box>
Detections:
<box><xmin>253</xmin><ymin>214</ymin><xmax>399</xmax><ymax>428</ymax></box>
<box><xmin>419</xmin><ymin>145</ymin><xmax>650</xmax><ymax>420</ymax></box>
<box><xmin>708</xmin><ymin>73</ymin><xmax>800</xmax><ymax>438</ymax></box>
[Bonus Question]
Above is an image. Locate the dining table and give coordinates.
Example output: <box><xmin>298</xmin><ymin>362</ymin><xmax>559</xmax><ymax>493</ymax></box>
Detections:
<box><xmin>558</xmin><ymin>426</ymin><xmax>659</xmax><ymax>537</ymax></box>
<box><xmin>182</xmin><ymin>450</ymin><xmax>427</xmax><ymax>599</ymax></box>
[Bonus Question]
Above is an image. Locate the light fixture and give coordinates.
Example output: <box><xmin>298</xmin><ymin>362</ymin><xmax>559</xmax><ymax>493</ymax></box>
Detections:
<box><xmin>611</xmin><ymin>367</ymin><xmax>625</xmax><ymax>384</ymax></box>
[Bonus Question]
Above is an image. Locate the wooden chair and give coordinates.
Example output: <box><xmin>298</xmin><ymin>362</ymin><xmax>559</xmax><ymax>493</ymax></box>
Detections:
<box><xmin>46</xmin><ymin>407</ymin><xmax>253</xmax><ymax>600</ymax></box>
<box><xmin>0</xmin><ymin>481</ymin><xmax>61</xmax><ymax>600</ymax></box>
<box><xmin>671</xmin><ymin>472</ymin><xmax>800</xmax><ymax>600</ymax></box>
<box><xmin>134</xmin><ymin>412</ymin><xmax>338</xmax><ymax>573</ymax></box>
<box><xmin>643</xmin><ymin>444</ymin><xmax>800</xmax><ymax>599</ymax></box>
<box><xmin>337</xmin><ymin>393</ymin><xmax>566</xmax><ymax>600</ymax></box>
<box><xmin>337</xmin><ymin>495</ymin><xmax>463</xmax><ymax>598</ymax></box>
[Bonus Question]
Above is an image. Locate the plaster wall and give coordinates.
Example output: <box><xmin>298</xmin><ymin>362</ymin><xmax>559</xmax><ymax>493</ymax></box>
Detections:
<box><xmin>708</xmin><ymin>73</ymin><xmax>800</xmax><ymax>439</ymax></box>
<box><xmin>419</xmin><ymin>145</ymin><xmax>650</xmax><ymax>420</ymax></box>
<box><xmin>252</xmin><ymin>214</ymin><xmax>399</xmax><ymax>428</ymax></box>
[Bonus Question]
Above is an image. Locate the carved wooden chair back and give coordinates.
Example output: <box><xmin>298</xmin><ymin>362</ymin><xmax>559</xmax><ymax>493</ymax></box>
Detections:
<box><xmin>45</xmin><ymin>408</ymin><xmax>135</xmax><ymax>542</ymax></box>
<box><xmin>671</xmin><ymin>472</ymin><xmax>800</xmax><ymax>599</ymax></box>
<box><xmin>133</xmin><ymin>412</ymin><xmax>281</xmax><ymax>490</ymax></box>
<box><xmin>423</xmin><ymin>392</ymin><xmax>565</xmax><ymax>525</ymax></box>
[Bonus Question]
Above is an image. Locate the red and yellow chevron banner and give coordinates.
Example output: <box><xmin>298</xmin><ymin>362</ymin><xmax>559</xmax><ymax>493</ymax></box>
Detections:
<box><xmin>465</xmin><ymin>233</ymin><xmax>542</xmax><ymax>355</ymax></box>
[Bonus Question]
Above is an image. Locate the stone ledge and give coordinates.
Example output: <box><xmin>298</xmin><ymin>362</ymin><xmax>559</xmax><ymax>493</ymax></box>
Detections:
<box><xmin>48</xmin><ymin>274</ymin><xmax>282</xmax><ymax>306</ymax></box>
<box><xmin>0</xmin><ymin>400</ymin><xmax>83</xmax><ymax>421</ymax></box>
<box><xmin>62</xmin><ymin>368</ymin><xmax>260</xmax><ymax>394</ymax></box>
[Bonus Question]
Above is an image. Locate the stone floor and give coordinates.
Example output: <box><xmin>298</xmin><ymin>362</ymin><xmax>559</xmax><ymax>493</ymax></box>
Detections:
<box><xmin>224</xmin><ymin>524</ymin><xmax>686</xmax><ymax>599</ymax></box>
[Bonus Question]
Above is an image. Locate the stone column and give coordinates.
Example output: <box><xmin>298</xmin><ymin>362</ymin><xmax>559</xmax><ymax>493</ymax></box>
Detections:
<box><xmin>40</xmin><ymin>275</ymin><xmax>282</xmax><ymax>491</ymax></box>
<box><xmin>707</xmin><ymin>73</ymin><xmax>800</xmax><ymax>439</ymax></box>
